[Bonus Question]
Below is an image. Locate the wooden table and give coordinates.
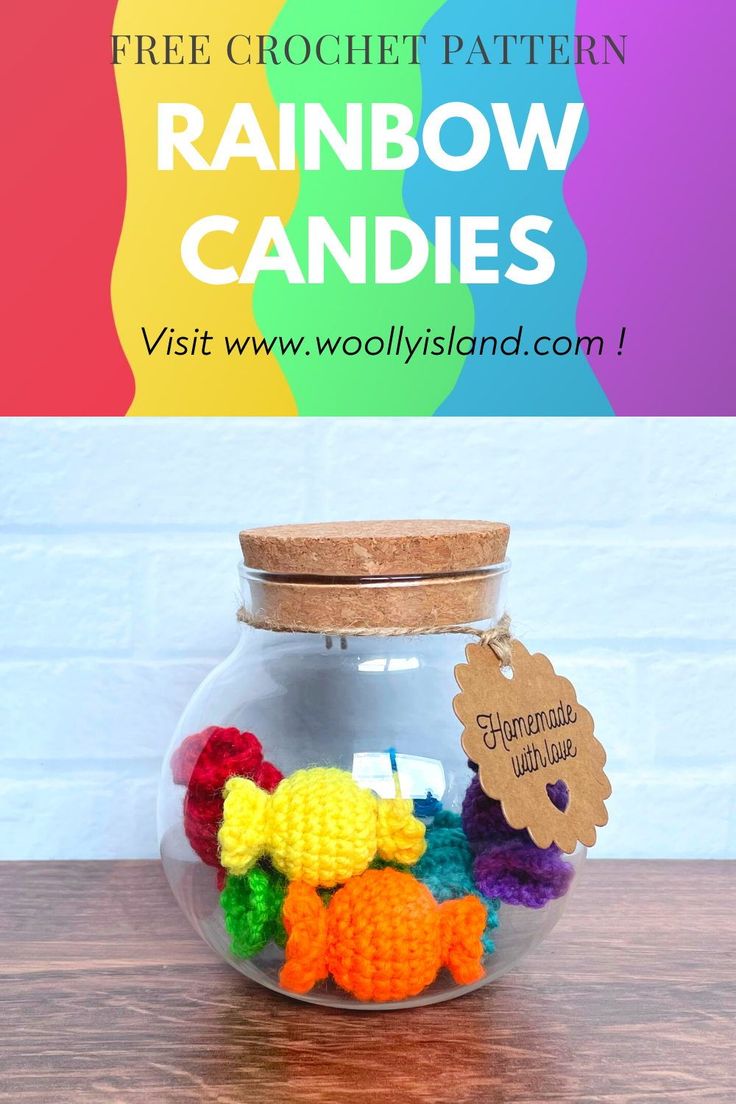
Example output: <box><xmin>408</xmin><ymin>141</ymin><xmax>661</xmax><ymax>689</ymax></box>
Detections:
<box><xmin>1</xmin><ymin>860</ymin><xmax>734</xmax><ymax>1103</ymax></box>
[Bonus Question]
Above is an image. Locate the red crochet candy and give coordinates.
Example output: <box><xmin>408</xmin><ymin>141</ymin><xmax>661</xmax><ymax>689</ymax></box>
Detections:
<box><xmin>171</xmin><ymin>726</ymin><xmax>262</xmax><ymax>788</ymax></box>
<box><xmin>170</xmin><ymin>726</ymin><xmax>283</xmax><ymax>873</ymax></box>
<box><xmin>181</xmin><ymin>790</ymin><xmax>222</xmax><ymax>868</ymax></box>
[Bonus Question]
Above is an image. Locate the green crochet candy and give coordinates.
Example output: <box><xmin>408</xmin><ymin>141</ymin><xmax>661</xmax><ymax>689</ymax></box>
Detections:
<box><xmin>220</xmin><ymin>866</ymin><xmax>287</xmax><ymax>958</ymax></box>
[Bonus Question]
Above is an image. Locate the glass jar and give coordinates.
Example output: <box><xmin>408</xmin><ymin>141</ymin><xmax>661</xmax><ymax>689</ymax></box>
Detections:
<box><xmin>158</xmin><ymin>521</ymin><xmax>585</xmax><ymax>1009</ymax></box>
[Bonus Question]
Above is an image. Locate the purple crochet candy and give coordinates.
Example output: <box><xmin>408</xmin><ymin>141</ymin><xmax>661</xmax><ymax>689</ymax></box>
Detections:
<box><xmin>462</xmin><ymin>774</ymin><xmax>574</xmax><ymax>909</ymax></box>
<box><xmin>473</xmin><ymin>839</ymin><xmax>575</xmax><ymax>909</ymax></box>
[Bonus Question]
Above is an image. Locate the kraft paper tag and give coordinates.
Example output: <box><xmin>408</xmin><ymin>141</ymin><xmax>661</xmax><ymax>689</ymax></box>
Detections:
<box><xmin>454</xmin><ymin>640</ymin><xmax>611</xmax><ymax>853</ymax></box>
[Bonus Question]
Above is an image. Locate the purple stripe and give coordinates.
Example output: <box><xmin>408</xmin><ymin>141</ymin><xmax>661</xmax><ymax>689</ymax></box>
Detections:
<box><xmin>566</xmin><ymin>2</ymin><xmax>736</xmax><ymax>413</ymax></box>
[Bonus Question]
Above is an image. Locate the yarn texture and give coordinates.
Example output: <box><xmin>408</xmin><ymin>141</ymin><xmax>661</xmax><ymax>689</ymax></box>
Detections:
<box><xmin>473</xmin><ymin>840</ymin><xmax>574</xmax><ymax>909</ymax></box>
<box><xmin>220</xmin><ymin>866</ymin><xmax>287</xmax><ymax>958</ymax></box>
<box><xmin>413</xmin><ymin>810</ymin><xmax>500</xmax><ymax>952</ymax></box>
<box><xmin>219</xmin><ymin>767</ymin><xmax>426</xmax><ymax>886</ymax></box>
<box><xmin>171</xmin><ymin>726</ymin><xmax>283</xmax><ymax>873</ymax></box>
<box><xmin>280</xmin><ymin>868</ymin><xmax>487</xmax><ymax>1002</ymax></box>
<box><xmin>462</xmin><ymin>774</ymin><xmax>574</xmax><ymax>908</ymax></box>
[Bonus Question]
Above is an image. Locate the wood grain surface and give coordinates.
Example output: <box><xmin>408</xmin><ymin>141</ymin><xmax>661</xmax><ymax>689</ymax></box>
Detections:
<box><xmin>0</xmin><ymin>860</ymin><xmax>734</xmax><ymax>1103</ymax></box>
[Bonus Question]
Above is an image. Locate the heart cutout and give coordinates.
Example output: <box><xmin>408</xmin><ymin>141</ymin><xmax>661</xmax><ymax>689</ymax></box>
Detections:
<box><xmin>546</xmin><ymin>780</ymin><xmax>569</xmax><ymax>813</ymax></box>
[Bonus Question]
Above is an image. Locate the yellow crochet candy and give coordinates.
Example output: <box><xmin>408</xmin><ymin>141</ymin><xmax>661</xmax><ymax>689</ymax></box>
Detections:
<box><xmin>218</xmin><ymin>766</ymin><xmax>426</xmax><ymax>887</ymax></box>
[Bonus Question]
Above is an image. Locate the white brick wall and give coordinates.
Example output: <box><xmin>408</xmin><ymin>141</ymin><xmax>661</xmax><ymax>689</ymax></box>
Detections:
<box><xmin>1</xmin><ymin>417</ymin><xmax>734</xmax><ymax>860</ymax></box>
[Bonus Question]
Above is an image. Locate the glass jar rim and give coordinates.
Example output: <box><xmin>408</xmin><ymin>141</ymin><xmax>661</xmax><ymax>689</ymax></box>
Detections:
<box><xmin>239</xmin><ymin>559</ymin><xmax>511</xmax><ymax>587</ymax></box>
<box><xmin>237</xmin><ymin>560</ymin><xmax>510</xmax><ymax>634</ymax></box>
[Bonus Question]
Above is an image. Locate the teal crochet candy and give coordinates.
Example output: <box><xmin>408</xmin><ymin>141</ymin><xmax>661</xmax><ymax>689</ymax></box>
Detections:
<box><xmin>220</xmin><ymin>866</ymin><xmax>287</xmax><ymax>958</ymax></box>
<box><xmin>412</xmin><ymin>810</ymin><xmax>500</xmax><ymax>952</ymax></box>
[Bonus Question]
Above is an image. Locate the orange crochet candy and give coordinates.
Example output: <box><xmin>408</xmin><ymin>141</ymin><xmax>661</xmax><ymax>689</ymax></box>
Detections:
<box><xmin>280</xmin><ymin>868</ymin><xmax>487</xmax><ymax>1003</ymax></box>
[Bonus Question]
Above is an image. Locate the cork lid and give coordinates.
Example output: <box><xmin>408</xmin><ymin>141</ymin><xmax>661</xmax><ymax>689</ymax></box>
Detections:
<box><xmin>239</xmin><ymin>520</ymin><xmax>510</xmax><ymax>578</ymax></box>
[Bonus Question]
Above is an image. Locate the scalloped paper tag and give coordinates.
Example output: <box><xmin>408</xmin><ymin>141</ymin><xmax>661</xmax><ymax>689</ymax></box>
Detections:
<box><xmin>454</xmin><ymin>640</ymin><xmax>611</xmax><ymax>853</ymax></box>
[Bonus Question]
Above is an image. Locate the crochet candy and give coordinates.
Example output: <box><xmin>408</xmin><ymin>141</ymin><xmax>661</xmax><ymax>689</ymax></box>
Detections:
<box><xmin>280</xmin><ymin>868</ymin><xmax>487</xmax><ymax>1001</ymax></box>
<box><xmin>220</xmin><ymin>866</ymin><xmax>287</xmax><ymax>958</ymax></box>
<box><xmin>219</xmin><ymin>767</ymin><xmax>426</xmax><ymax>886</ymax></box>
<box><xmin>171</xmin><ymin>725</ymin><xmax>283</xmax><ymax>792</ymax></box>
<box><xmin>472</xmin><ymin>840</ymin><xmax>574</xmax><ymax>909</ymax></box>
<box><xmin>171</xmin><ymin>726</ymin><xmax>283</xmax><ymax>872</ymax></box>
<box><xmin>412</xmin><ymin>810</ymin><xmax>499</xmax><ymax>952</ymax></box>
<box><xmin>462</xmin><ymin>774</ymin><xmax>574</xmax><ymax>908</ymax></box>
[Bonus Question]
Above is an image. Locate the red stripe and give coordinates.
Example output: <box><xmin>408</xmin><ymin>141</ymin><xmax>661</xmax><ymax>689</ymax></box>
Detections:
<box><xmin>1</xmin><ymin>4</ymin><xmax>134</xmax><ymax>414</ymax></box>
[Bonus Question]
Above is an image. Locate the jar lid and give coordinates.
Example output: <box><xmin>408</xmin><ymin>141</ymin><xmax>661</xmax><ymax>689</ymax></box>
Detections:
<box><xmin>239</xmin><ymin>520</ymin><xmax>510</xmax><ymax>578</ymax></box>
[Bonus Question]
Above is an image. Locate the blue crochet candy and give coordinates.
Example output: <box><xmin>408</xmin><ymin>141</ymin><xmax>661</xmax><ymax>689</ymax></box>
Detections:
<box><xmin>412</xmin><ymin>810</ymin><xmax>500</xmax><ymax>952</ymax></box>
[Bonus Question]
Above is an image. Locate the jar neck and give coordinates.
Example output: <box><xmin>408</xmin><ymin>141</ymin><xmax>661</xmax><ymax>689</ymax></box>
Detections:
<box><xmin>238</xmin><ymin>562</ymin><xmax>510</xmax><ymax>635</ymax></box>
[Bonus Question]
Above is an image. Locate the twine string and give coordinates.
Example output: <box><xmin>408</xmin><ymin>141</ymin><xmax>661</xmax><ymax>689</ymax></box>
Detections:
<box><xmin>236</xmin><ymin>607</ymin><xmax>513</xmax><ymax>667</ymax></box>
